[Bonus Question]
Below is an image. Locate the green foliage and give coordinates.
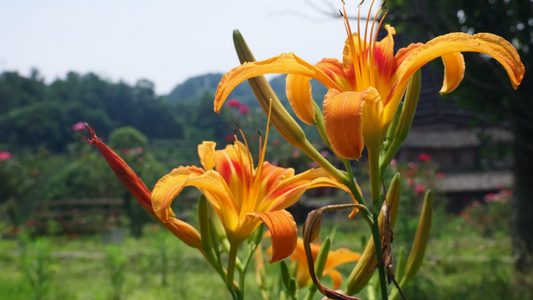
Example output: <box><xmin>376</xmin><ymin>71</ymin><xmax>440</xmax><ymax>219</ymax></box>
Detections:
<box><xmin>0</xmin><ymin>219</ymin><xmax>529</xmax><ymax>300</ymax></box>
<box><xmin>108</xmin><ymin>127</ymin><xmax>148</xmax><ymax>150</ymax></box>
<box><xmin>459</xmin><ymin>189</ymin><xmax>512</xmax><ymax>238</ymax></box>
<box><xmin>104</xmin><ymin>244</ymin><xmax>128</xmax><ymax>300</ymax></box>
<box><xmin>388</xmin><ymin>0</ymin><xmax>533</xmax><ymax>274</ymax></box>
<box><xmin>0</xmin><ymin>71</ymin><xmax>185</xmax><ymax>152</ymax></box>
<box><xmin>42</xmin><ymin>153</ymin><xmax>124</xmax><ymax>200</ymax></box>
<box><xmin>17</xmin><ymin>234</ymin><xmax>56</xmax><ymax>300</ymax></box>
<box><xmin>387</xmin><ymin>0</ymin><xmax>531</xmax><ymax>125</ymax></box>
<box><xmin>0</xmin><ymin>151</ymin><xmax>47</xmax><ymax>229</ymax></box>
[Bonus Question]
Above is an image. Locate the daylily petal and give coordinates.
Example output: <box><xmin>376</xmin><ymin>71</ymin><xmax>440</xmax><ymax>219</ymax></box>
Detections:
<box><xmin>316</xmin><ymin>58</ymin><xmax>354</xmax><ymax>91</ymax></box>
<box><xmin>214</xmin><ymin>53</ymin><xmax>341</xmax><ymax>112</ymax></box>
<box><xmin>373</xmin><ymin>25</ymin><xmax>398</xmax><ymax>89</ymax></box>
<box><xmin>439</xmin><ymin>52</ymin><xmax>465</xmax><ymax>94</ymax></box>
<box><xmin>151</xmin><ymin>168</ymin><xmax>194</xmax><ymax>221</ymax></box>
<box><xmin>166</xmin><ymin>217</ymin><xmax>203</xmax><ymax>249</ymax></box>
<box><xmin>86</xmin><ymin>125</ymin><xmax>201</xmax><ymax>249</ymax></box>
<box><xmin>248</xmin><ymin>210</ymin><xmax>298</xmax><ymax>263</ymax></box>
<box><xmin>260</xmin><ymin>162</ymin><xmax>294</xmax><ymax>197</ymax></box>
<box><xmin>261</xmin><ymin>168</ymin><xmax>354</xmax><ymax>212</ymax></box>
<box><xmin>152</xmin><ymin>168</ymin><xmax>239</xmax><ymax>232</ymax></box>
<box><xmin>292</xmin><ymin>239</ymin><xmax>321</xmax><ymax>287</ymax></box>
<box><xmin>327</xmin><ymin>270</ymin><xmax>344</xmax><ymax>290</ymax></box>
<box><xmin>198</xmin><ymin>141</ymin><xmax>216</xmax><ymax>171</ymax></box>
<box><xmin>85</xmin><ymin>125</ymin><xmax>153</xmax><ymax>212</ymax></box>
<box><xmin>323</xmin><ymin>89</ymin><xmax>365</xmax><ymax>160</ymax></box>
<box><xmin>386</xmin><ymin>32</ymin><xmax>525</xmax><ymax>125</ymax></box>
<box><xmin>361</xmin><ymin>87</ymin><xmax>385</xmax><ymax>149</ymax></box>
<box><xmin>289</xmin><ymin>238</ymin><xmax>360</xmax><ymax>289</ymax></box>
<box><xmin>214</xmin><ymin>141</ymin><xmax>253</xmax><ymax>206</ymax></box>
<box><xmin>286</xmin><ymin>74</ymin><xmax>316</xmax><ymax>125</ymax></box>
<box><xmin>324</xmin><ymin>248</ymin><xmax>362</xmax><ymax>271</ymax></box>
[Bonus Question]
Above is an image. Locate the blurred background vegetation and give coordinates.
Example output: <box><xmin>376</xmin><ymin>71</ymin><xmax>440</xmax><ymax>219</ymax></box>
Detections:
<box><xmin>1</xmin><ymin>0</ymin><xmax>532</xmax><ymax>298</ymax></box>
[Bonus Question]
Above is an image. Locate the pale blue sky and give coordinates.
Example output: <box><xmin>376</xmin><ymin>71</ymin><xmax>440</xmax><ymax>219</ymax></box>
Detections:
<box><xmin>0</xmin><ymin>0</ymin><xmax>379</xmax><ymax>94</ymax></box>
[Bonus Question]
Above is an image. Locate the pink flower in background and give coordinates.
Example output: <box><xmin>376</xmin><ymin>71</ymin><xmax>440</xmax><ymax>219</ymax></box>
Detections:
<box><xmin>484</xmin><ymin>193</ymin><xmax>496</xmax><ymax>202</ymax></box>
<box><xmin>484</xmin><ymin>189</ymin><xmax>512</xmax><ymax>203</ymax></box>
<box><xmin>291</xmin><ymin>149</ymin><xmax>301</xmax><ymax>159</ymax></box>
<box><xmin>407</xmin><ymin>178</ymin><xmax>415</xmax><ymax>186</ymax></box>
<box><xmin>225</xmin><ymin>134</ymin><xmax>235</xmax><ymax>142</ymax></box>
<box><xmin>308</xmin><ymin>161</ymin><xmax>320</xmax><ymax>168</ymax></box>
<box><xmin>436</xmin><ymin>172</ymin><xmax>445</xmax><ymax>179</ymax></box>
<box><xmin>26</xmin><ymin>220</ymin><xmax>34</xmax><ymax>227</ymax></box>
<box><xmin>130</xmin><ymin>147</ymin><xmax>144</xmax><ymax>154</ymax></box>
<box><xmin>390</xmin><ymin>159</ymin><xmax>397</xmax><ymax>171</ymax></box>
<box><xmin>470</xmin><ymin>200</ymin><xmax>481</xmax><ymax>208</ymax></box>
<box><xmin>71</xmin><ymin>122</ymin><xmax>86</xmax><ymax>131</ymax></box>
<box><xmin>320</xmin><ymin>150</ymin><xmax>330</xmax><ymax>158</ymax></box>
<box><xmin>226</xmin><ymin>98</ymin><xmax>241</xmax><ymax>108</ymax></box>
<box><xmin>415</xmin><ymin>184</ymin><xmax>426</xmax><ymax>194</ymax></box>
<box><xmin>418</xmin><ymin>153</ymin><xmax>432</xmax><ymax>162</ymax></box>
<box><xmin>0</xmin><ymin>151</ymin><xmax>12</xmax><ymax>161</ymax></box>
<box><xmin>239</xmin><ymin>105</ymin><xmax>249</xmax><ymax>114</ymax></box>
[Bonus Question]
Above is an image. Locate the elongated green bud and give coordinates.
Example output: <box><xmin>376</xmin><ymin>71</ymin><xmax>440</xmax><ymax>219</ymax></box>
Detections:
<box><xmin>394</xmin><ymin>247</ymin><xmax>407</xmax><ymax>284</ymax></box>
<box><xmin>390</xmin><ymin>190</ymin><xmax>433</xmax><ymax>300</ymax></box>
<box><xmin>382</xmin><ymin>101</ymin><xmax>403</xmax><ymax>155</ymax></box>
<box><xmin>394</xmin><ymin>70</ymin><xmax>422</xmax><ymax>144</ymax></box>
<box><xmin>380</xmin><ymin>70</ymin><xmax>422</xmax><ymax>174</ymax></box>
<box><xmin>345</xmin><ymin>173</ymin><xmax>402</xmax><ymax>295</ymax></box>
<box><xmin>314</xmin><ymin>236</ymin><xmax>331</xmax><ymax>281</ymax></box>
<box><xmin>404</xmin><ymin>191</ymin><xmax>432</xmax><ymax>280</ymax></box>
<box><xmin>197</xmin><ymin>196</ymin><xmax>211</xmax><ymax>253</ymax></box>
<box><xmin>197</xmin><ymin>196</ymin><xmax>219</xmax><ymax>268</ymax></box>
<box><xmin>280</xmin><ymin>260</ymin><xmax>297</xmax><ymax>297</ymax></box>
<box><xmin>232</xmin><ymin>30</ymin><xmax>307</xmax><ymax>147</ymax></box>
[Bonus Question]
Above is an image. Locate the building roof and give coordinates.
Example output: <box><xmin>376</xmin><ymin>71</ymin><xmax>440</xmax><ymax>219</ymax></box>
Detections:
<box><xmin>402</xmin><ymin>128</ymin><xmax>512</xmax><ymax>149</ymax></box>
<box><xmin>435</xmin><ymin>171</ymin><xmax>512</xmax><ymax>193</ymax></box>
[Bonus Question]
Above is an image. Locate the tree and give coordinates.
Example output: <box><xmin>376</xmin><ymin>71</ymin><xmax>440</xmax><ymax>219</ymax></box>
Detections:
<box><xmin>307</xmin><ymin>0</ymin><xmax>532</xmax><ymax>276</ymax></box>
<box><xmin>386</xmin><ymin>0</ymin><xmax>533</xmax><ymax>276</ymax></box>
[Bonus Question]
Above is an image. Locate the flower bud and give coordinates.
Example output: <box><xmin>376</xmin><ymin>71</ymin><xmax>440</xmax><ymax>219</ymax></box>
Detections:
<box><xmin>218</xmin><ymin>30</ymin><xmax>307</xmax><ymax>147</ymax></box>
<box><xmin>345</xmin><ymin>173</ymin><xmax>402</xmax><ymax>295</ymax></box>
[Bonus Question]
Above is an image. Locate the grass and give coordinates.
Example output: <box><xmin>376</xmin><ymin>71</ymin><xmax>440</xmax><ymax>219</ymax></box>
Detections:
<box><xmin>0</xmin><ymin>214</ymin><xmax>529</xmax><ymax>300</ymax></box>
<box><xmin>0</xmin><ymin>231</ymin><xmax>234</xmax><ymax>300</ymax></box>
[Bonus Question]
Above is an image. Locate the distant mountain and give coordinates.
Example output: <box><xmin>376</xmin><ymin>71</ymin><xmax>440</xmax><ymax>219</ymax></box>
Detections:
<box><xmin>166</xmin><ymin>73</ymin><xmax>329</xmax><ymax>106</ymax></box>
<box><xmin>167</xmin><ymin>73</ymin><xmax>257</xmax><ymax>104</ymax></box>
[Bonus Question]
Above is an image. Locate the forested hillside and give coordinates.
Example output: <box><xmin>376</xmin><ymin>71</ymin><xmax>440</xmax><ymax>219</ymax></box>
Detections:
<box><xmin>0</xmin><ymin>70</ymin><xmax>328</xmax><ymax>154</ymax></box>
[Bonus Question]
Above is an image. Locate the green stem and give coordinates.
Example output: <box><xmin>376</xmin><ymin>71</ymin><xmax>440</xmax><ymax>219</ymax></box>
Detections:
<box><xmin>368</xmin><ymin>146</ymin><xmax>382</xmax><ymax>214</ymax></box>
<box><xmin>300</xmin><ymin>139</ymin><xmax>346</xmax><ymax>184</ymax></box>
<box><xmin>304</xmin><ymin>286</ymin><xmax>318</xmax><ymax>300</ymax></box>
<box><xmin>226</xmin><ymin>244</ymin><xmax>241</xmax><ymax>300</ymax></box>
<box><xmin>368</xmin><ymin>145</ymin><xmax>389</xmax><ymax>300</ymax></box>
<box><xmin>342</xmin><ymin>158</ymin><xmax>366</xmax><ymax>207</ymax></box>
<box><xmin>371</xmin><ymin>213</ymin><xmax>389</xmax><ymax>300</ymax></box>
<box><xmin>237</xmin><ymin>241</ymin><xmax>259</xmax><ymax>296</ymax></box>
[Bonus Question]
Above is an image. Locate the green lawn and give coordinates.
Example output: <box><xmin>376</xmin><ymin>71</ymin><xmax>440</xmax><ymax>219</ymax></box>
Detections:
<box><xmin>0</xmin><ymin>216</ymin><xmax>529</xmax><ymax>300</ymax></box>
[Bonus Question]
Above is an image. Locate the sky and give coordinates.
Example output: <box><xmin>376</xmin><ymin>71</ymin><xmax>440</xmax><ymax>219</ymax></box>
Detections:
<box><xmin>0</xmin><ymin>0</ymin><xmax>379</xmax><ymax>95</ymax></box>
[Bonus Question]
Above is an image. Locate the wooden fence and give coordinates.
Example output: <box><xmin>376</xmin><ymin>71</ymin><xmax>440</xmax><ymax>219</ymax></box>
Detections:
<box><xmin>33</xmin><ymin>198</ymin><xmax>124</xmax><ymax>234</ymax></box>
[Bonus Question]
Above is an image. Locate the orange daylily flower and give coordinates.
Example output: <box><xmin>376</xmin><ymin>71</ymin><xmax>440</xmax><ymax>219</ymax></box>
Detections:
<box><xmin>151</xmin><ymin>136</ymin><xmax>352</xmax><ymax>263</ymax></box>
<box><xmin>290</xmin><ymin>238</ymin><xmax>361</xmax><ymax>290</ymax></box>
<box><xmin>85</xmin><ymin>124</ymin><xmax>202</xmax><ymax>249</ymax></box>
<box><xmin>214</xmin><ymin>1</ymin><xmax>524</xmax><ymax>160</ymax></box>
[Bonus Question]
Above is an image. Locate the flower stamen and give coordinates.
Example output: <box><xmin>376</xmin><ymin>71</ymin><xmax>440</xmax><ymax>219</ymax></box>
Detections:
<box><xmin>342</xmin><ymin>1</ymin><xmax>364</xmax><ymax>91</ymax></box>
